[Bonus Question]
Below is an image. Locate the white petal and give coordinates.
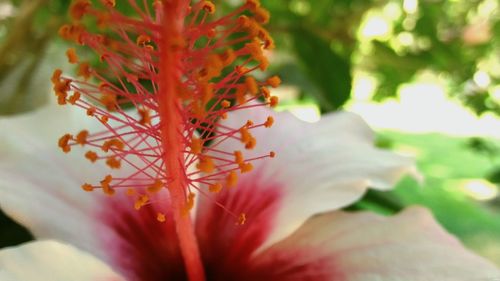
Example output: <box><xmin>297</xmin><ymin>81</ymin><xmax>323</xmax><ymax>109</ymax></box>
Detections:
<box><xmin>0</xmin><ymin>240</ymin><xmax>124</xmax><ymax>281</ymax></box>
<box><xmin>217</xmin><ymin>104</ymin><xmax>419</xmax><ymax>249</ymax></box>
<box><xmin>0</xmin><ymin>104</ymin><xmax>111</xmax><ymax>259</ymax></box>
<box><xmin>258</xmin><ymin>206</ymin><xmax>500</xmax><ymax>281</ymax></box>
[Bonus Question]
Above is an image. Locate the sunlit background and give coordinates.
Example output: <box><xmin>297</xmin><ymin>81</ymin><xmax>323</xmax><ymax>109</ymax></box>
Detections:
<box><xmin>1</xmin><ymin>0</ymin><xmax>499</xmax><ymax>265</ymax></box>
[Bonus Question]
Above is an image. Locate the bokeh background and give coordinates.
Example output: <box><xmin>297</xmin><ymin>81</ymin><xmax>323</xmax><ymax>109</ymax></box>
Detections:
<box><xmin>1</xmin><ymin>0</ymin><xmax>499</xmax><ymax>265</ymax></box>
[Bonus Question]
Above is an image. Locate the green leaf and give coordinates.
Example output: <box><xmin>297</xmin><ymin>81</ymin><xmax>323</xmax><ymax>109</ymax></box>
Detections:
<box><xmin>291</xmin><ymin>28</ymin><xmax>352</xmax><ymax>111</ymax></box>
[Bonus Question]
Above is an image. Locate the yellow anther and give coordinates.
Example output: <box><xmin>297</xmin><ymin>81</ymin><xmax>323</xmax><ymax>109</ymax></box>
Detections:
<box><xmin>264</xmin><ymin>116</ymin><xmax>274</xmax><ymax>128</ymax></box>
<box><xmin>85</xmin><ymin>151</ymin><xmax>98</xmax><ymax>163</ymax></box>
<box><xmin>197</xmin><ymin>155</ymin><xmax>215</xmax><ymax>173</ymax></box>
<box><xmin>246</xmin><ymin>120</ymin><xmax>254</xmax><ymax>127</ymax></box>
<box><xmin>270</xmin><ymin>96</ymin><xmax>279</xmax><ymax>107</ymax></box>
<box><xmin>239</xmin><ymin>162</ymin><xmax>253</xmax><ymax>173</ymax></box>
<box><xmin>58</xmin><ymin>134</ymin><xmax>72</xmax><ymax>153</ymax></box>
<box><xmin>267</xmin><ymin>76</ymin><xmax>281</xmax><ymax>88</ymax></box>
<box><xmin>66</xmin><ymin>48</ymin><xmax>79</xmax><ymax>64</ymax></box>
<box><xmin>245</xmin><ymin>76</ymin><xmax>259</xmax><ymax>95</ymax></box>
<box><xmin>226</xmin><ymin>171</ymin><xmax>238</xmax><ymax>188</ymax></box>
<box><xmin>157</xmin><ymin>213</ymin><xmax>166</xmax><ymax>222</ymax></box>
<box><xmin>238</xmin><ymin>213</ymin><xmax>247</xmax><ymax>225</ymax></box>
<box><xmin>75</xmin><ymin>130</ymin><xmax>88</xmax><ymax>146</ymax></box>
<box><xmin>100</xmin><ymin>175</ymin><xmax>115</xmax><ymax>196</ymax></box>
<box><xmin>68</xmin><ymin>92</ymin><xmax>81</xmax><ymax>105</ymax></box>
<box><xmin>81</xmin><ymin>183</ymin><xmax>94</xmax><ymax>192</ymax></box>
<box><xmin>221</xmin><ymin>112</ymin><xmax>228</xmax><ymax>119</ymax></box>
<box><xmin>202</xmin><ymin>1</ymin><xmax>216</xmax><ymax>14</ymax></box>
<box><xmin>221</xmin><ymin>100</ymin><xmax>231</xmax><ymax>108</ymax></box>
<box><xmin>106</xmin><ymin>157</ymin><xmax>121</xmax><ymax>169</ymax></box>
<box><xmin>147</xmin><ymin>180</ymin><xmax>163</xmax><ymax>193</ymax></box>
<box><xmin>209</xmin><ymin>183</ymin><xmax>223</xmax><ymax>193</ymax></box>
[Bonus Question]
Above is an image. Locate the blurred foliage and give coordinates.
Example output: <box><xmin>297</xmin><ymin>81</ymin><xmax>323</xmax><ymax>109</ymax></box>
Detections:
<box><xmin>1</xmin><ymin>0</ymin><xmax>498</xmax><ymax>114</ymax></box>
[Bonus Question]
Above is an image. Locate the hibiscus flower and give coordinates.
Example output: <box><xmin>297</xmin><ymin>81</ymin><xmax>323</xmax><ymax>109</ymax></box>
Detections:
<box><xmin>0</xmin><ymin>103</ymin><xmax>499</xmax><ymax>281</ymax></box>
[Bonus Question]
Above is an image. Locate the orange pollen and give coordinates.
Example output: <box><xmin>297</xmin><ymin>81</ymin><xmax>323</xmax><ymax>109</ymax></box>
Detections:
<box><xmin>136</xmin><ymin>34</ymin><xmax>151</xmax><ymax>46</ymax></box>
<box><xmin>147</xmin><ymin>180</ymin><xmax>163</xmax><ymax>193</ymax></box>
<box><xmin>86</xmin><ymin>107</ymin><xmax>96</xmax><ymax>116</ymax></box>
<box><xmin>234</xmin><ymin>150</ymin><xmax>244</xmax><ymax>164</ymax></box>
<box><xmin>138</xmin><ymin>108</ymin><xmax>152</xmax><ymax>125</ymax></box>
<box><xmin>106</xmin><ymin>157</ymin><xmax>121</xmax><ymax>169</ymax></box>
<box><xmin>66</xmin><ymin>48</ymin><xmax>79</xmax><ymax>64</ymax></box>
<box><xmin>226</xmin><ymin>171</ymin><xmax>238</xmax><ymax>188</ymax></box>
<box><xmin>58</xmin><ymin>134</ymin><xmax>72</xmax><ymax>153</ymax></box>
<box><xmin>134</xmin><ymin>195</ymin><xmax>149</xmax><ymax>210</ymax></box>
<box><xmin>270</xmin><ymin>151</ymin><xmax>276</xmax><ymax>158</ymax></box>
<box><xmin>239</xmin><ymin>162</ymin><xmax>253</xmax><ymax>173</ymax></box>
<box><xmin>75</xmin><ymin>130</ymin><xmax>88</xmax><ymax>146</ymax></box>
<box><xmin>51</xmin><ymin>69</ymin><xmax>62</xmax><ymax>84</ymax></box>
<box><xmin>100</xmin><ymin>175</ymin><xmax>115</xmax><ymax>196</ymax></box>
<box><xmin>190</xmin><ymin>137</ymin><xmax>203</xmax><ymax>154</ymax></box>
<box><xmin>77</xmin><ymin>62</ymin><xmax>92</xmax><ymax>80</ymax></box>
<box><xmin>103</xmin><ymin>0</ymin><xmax>116</xmax><ymax>8</ymax></box>
<box><xmin>85</xmin><ymin>151</ymin><xmax>98</xmax><ymax>163</ymax></box>
<box><xmin>221</xmin><ymin>100</ymin><xmax>231</xmax><ymax>108</ymax></box>
<box><xmin>270</xmin><ymin>96</ymin><xmax>279</xmax><ymax>107</ymax></box>
<box><xmin>209</xmin><ymin>183</ymin><xmax>223</xmax><ymax>193</ymax></box>
<box><xmin>264</xmin><ymin>116</ymin><xmax>274</xmax><ymax>128</ymax></box>
<box><xmin>267</xmin><ymin>75</ymin><xmax>281</xmax><ymax>88</ymax></box>
<box><xmin>68</xmin><ymin>92</ymin><xmax>81</xmax><ymax>105</ymax></box>
<box><xmin>238</xmin><ymin>212</ymin><xmax>247</xmax><ymax>225</ymax></box>
<box><xmin>81</xmin><ymin>183</ymin><xmax>94</xmax><ymax>192</ymax></box>
<box><xmin>182</xmin><ymin>193</ymin><xmax>196</xmax><ymax>216</ymax></box>
<box><xmin>245</xmin><ymin>76</ymin><xmax>259</xmax><ymax>95</ymax></box>
<box><xmin>102</xmin><ymin>138</ymin><xmax>124</xmax><ymax>152</ymax></box>
<box><xmin>157</xmin><ymin>212</ymin><xmax>166</xmax><ymax>222</ymax></box>
<box><xmin>70</xmin><ymin>0</ymin><xmax>91</xmax><ymax>21</ymax></box>
<box><xmin>197</xmin><ymin>155</ymin><xmax>215</xmax><ymax>173</ymax></box>
<box><xmin>202</xmin><ymin>1</ymin><xmax>216</xmax><ymax>14</ymax></box>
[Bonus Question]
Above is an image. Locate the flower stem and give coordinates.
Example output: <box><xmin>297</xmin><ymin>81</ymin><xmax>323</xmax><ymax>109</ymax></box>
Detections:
<box><xmin>158</xmin><ymin>2</ymin><xmax>205</xmax><ymax>281</ymax></box>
